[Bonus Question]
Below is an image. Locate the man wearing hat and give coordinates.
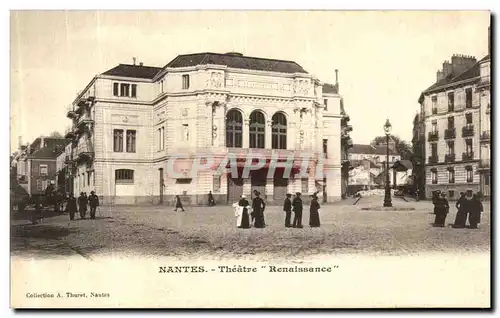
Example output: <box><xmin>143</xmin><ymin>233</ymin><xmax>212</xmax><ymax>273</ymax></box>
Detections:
<box><xmin>292</xmin><ymin>192</ymin><xmax>303</xmax><ymax>228</ymax></box>
<box><xmin>88</xmin><ymin>190</ymin><xmax>100</xmax><ymax>220</ymax></box>
<box><xmin>283</xmin><ymin>193</ymin><xmax>293</xmax><ymax>228</ymax></box>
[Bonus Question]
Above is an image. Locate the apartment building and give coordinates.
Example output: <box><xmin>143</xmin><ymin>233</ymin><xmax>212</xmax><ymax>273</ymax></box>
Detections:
<box><xmin>63</xmin><ymin>52</ymin><xmax>349</xmax><ymax>205</ymax></box>
<box><xmin>418</xmin><ymin>54</ymin><xmax>484</xmax><ymax>199</ymax></box>
<box><xmin>14</xmin><ymin>136</ymin><xmax>68</xmax><ymax>195</ymax></box>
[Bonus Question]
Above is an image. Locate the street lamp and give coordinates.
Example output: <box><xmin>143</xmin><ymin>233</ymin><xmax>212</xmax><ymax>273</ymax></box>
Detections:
<box><xmin>383</xmin><ymin>119</ymin><xmax>393</xmax><ymax>207</ymax></box>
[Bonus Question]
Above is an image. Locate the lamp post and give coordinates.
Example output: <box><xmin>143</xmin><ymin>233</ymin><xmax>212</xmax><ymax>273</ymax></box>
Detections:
<box><xmin>383</xmin><ymin>119</ymin><xmax>393</xmax><ymax>207</ymax></box>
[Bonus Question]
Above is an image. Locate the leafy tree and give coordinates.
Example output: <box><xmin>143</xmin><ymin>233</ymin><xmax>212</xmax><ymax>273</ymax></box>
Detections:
<box><xmin>49</xmin><ymin>131</ymin><xmax>63</xmax><ymax>138</ymax></box>
<box><xmin>371</xmin><ymin>135</ymin><xmax>413</xmax><ymax>160</ymax></box>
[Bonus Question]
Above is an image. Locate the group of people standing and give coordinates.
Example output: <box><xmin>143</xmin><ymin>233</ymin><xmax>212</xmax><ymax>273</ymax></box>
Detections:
<box><xmin>432</xmin><ymin>190</ymin><xmax>483</xmax><ymax>229</ymax></box>
<box><xmin>65</xmin><ymin>191</ymin><xmax>100</xmax><ymax>220</ymax></box>
<box><xmin>234</xmin><ymin>191</ymin><xmax>321</xmax><ymax>229</ymax></box>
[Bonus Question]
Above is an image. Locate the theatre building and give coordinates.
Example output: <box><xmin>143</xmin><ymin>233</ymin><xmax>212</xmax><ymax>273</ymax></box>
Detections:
<box><xmin>64</xmin><ymin>52</ymin><xmax>347</xmax><ymax>205</ymax></box>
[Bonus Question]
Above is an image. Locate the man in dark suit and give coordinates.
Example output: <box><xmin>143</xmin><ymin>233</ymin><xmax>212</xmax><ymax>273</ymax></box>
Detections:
<box><xmin>283</xmin><ymin>193</ymin><xmax>292</xmax><ymax>227</ymax></box>
<box><xmin>292</xmin><ymin>192</ymin><xmax>303</xmax><ymax>228</ymax></box>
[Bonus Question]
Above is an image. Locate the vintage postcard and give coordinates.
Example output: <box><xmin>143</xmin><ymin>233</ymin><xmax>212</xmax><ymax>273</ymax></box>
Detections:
<box><xmin>10</xmin><ymin>10</ymin><xmax>491</xmax><ymax>308</ymax></box>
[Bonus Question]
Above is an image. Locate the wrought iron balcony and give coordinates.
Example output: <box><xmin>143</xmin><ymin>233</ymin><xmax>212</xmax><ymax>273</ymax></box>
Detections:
<box><xmin>64</xmin><ymin>127</ymin><xmax>75</xmax><ymax>139</ymax></box>
<box><xmin>76</xmin><ymin>114</ymin><xmax>94</xmax><ymax>129</ymax></box>
<box><xmin>428</xmin><ymin>156</ymin><xmax>438</xmax><ymax>164</ymax></box>
<box><xmin>427</xmin><ymin>131</ymin><xmax>439</xmax><ymax>142</ymax></box>
<box><xmin>462</xmin><ymin>125</ymin><xmax>474</xmax><ymax>137</ymax></box>
<box><xmin>444</xmin><ymin>153</ymin><xmax>455</xmax><ymax>163</ymax></box>
<box><xmin>462</xmin><ymin>152</ymin><xmax>474</xmax><ymax>161</ymax></box>
<box><xmin>75</xmin><ymin>142</ymin><xmax>94</xmax><ymax>163</ymax></box>
<box><xmin>480</xmin><ymin>130</ymin><xmax>490</xmax><ymax>142</ymax></box>
<box><xmin>66</xmin><ymin>104</ymin><xmax>77</xmax><ymax>119</ymax></box>
<box><xmin>444</xmin><ymin>128</ymin><xmax>456</xmax><ymax>139</ymax></box>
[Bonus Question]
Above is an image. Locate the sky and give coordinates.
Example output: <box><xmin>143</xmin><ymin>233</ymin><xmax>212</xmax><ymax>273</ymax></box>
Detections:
<box><xmin>10</xmin><ymin>10</ymin><xmax>490</xmax><ymax>153</ymax></box>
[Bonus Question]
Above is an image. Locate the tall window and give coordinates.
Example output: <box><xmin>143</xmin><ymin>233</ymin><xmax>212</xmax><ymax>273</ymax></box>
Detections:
<box><xmin>431</xmin><ymin>143</ymin><xmax>438</xmax><ymax>157</ymax></box>
<box><xmin>126</xmin><ymin>130</ymin><xmax>136</xmax><ymax>153</ymax></box>
<box><xmin>113</xmin><ymin>129</ymin><xmax>124</xmax><ymax>152</ymax></box>
<box><xmin>39</xmin><ymin>164</ymin><xmax>48</xmax><ymax>176</ymax></box>
<box><xmin>249</xmin><ymin>111</ymin><xmax>265</xmax><ymax>149</ymax></box>
<box><xmin>113</xmin><ymin>83</ymin><xmax>119</xmax><ymax>96</ymax></box>
<box><xmin>116</xmin><ymin>169</ymin><xmax>134</xmax><ymax>184</ymax></box>
<box><xmin>131</xmin><ymin>84</ymin><xmax>137</xmax><ymax>98</ymax></box>
<box><xmin>447</xmin><ymin>116</ymin><xmax>454</xmax><ymax>129</ymax></box>
<box><xmin>447</xmin><ymin>92</ymin><xmax>454</xmax><ymax>111</ymax></box>
<box><xmin>466</xmin><ymin>166</ymin><xmax>473</xmax><ymax>183</ymax></box>
<box><xmin>466</xmin><ymin>113</ymin><xmax>473</xmax><ymax>127</ymax></box>
<box><xmin>465</xmin><ymin>139</ymin><xmax>473</xmax><ymax>155</ymax></box>
<box><xmin>431</xmin><ymin>121</ymin><xmax>437</xmax><ymax>133</ymax></box>
<box><xmin>120</xmin><ymin>83</ymin><xmax>130</xmax><ymax>97</ymax></box>
<box><xmin>323</xmin><ymin>139</ymin><xmax>328</xmax><ymax>157</ymax></box>
<box><xmin>431</xmin><ymin>96</ymin><xmax>437</xmax><ymax>113</ymax></box>
<box><xmin>431</xmin><ymin>169</ymin><xmax>438</xmax><ymax>184</ymax></box>
<box><xmin>465</xmin><ymin>88</ymin><xmax>472</xmax><ymax>108</ymax></box>
<box><xmin>87</xmin><ymin>171</ymin><xmax>91</xmax><ymax>186</ymax></box>
<box><xmin>182</xmin><ymin>75</ymin><xmax>190</xmax><ymax>89</ymax></box>
<box><xmin>448</xmin><ymin>169</ymin><xmax>455</xmax><ymax>183</ymax></box>
<box><xmin>324</xmin><ymin>99</ymin><xmax>328</xmax><ymax>111</ymax></box>
<box><xmin>446</xmin><ymin>141</ymin><xmax>454</xmax><ymax>155</ymax></box>
<box><xmin>271</xmin><ymin>112</ymin><xmax>287</xmax><ymax>150</ymax></box>
<box><xmin>157</xmin><ymin>127</ymin><xmax>165</xmax><ymax>151</ymax></box>
<box><xmin>226</xmin><ymin>109</ymin><xmax>243</xmax><ymax>148</ymax></box>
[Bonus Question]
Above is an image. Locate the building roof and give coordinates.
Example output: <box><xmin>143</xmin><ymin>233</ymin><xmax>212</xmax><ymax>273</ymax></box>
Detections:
<box><xmin>102</xmin><ymin>64</ymin><xmax>163</xmax><ymax>79</ymax></box>
<box><xmin>350</xmin><ymin>143</ymin><xmax>398</xmax><ymax>156</ymax></box>
<box><xmin>322</xmin><ymin>83</ymin><xmax>339</xmax><ymax>94</ymax></box>
<box><xmin>164</xmin><ymin>52</ymin><xmax>308</xmax><ymax>74</ymax></box>
<box><xmin>391</xmin><ymin>159</ymin><xmax>413</xmax><ymax>171</ymax></box>
<box><xmin>419</xmin><ymin>56</ymin><xmax>485</xmax><ymax>102</ymax></box>
<box><xmin>27</xmin><ymin>146</ymin><xmax>62</xmax><ymax>160</ymax></box>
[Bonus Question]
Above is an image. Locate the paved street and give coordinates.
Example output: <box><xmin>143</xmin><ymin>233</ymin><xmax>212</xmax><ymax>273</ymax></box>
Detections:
<box><xmin>11</xmin><ymin>196</ymin><xmax>490</xmax><ymax>261</ymax></box>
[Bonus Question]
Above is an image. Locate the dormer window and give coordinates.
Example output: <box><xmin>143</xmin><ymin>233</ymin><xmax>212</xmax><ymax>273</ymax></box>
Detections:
<box><xmin>113</xmin><ymin>82</ymin><xmax>137</xmax><ymax>98</ymax></box>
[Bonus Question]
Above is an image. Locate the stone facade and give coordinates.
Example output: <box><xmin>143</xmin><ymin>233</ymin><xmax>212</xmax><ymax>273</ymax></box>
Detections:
<box><xmin>64</xmin><ymin>53</ymin><xmax>346</xmax><ymax>205</ymax></box>
<box><xmin>419</xmin><ymin>54</ymin><xmax>485</xmax><ymax>200</ymax></box>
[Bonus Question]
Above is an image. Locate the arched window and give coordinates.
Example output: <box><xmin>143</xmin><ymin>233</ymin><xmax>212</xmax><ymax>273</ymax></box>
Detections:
<box><xmin>226</xmin><ymin>109</ymin><xmax>243</xmax><ymax>148</ymax></box>
<box><xmin>249</xmin><ymin>111</ymin><xmax>265</xmax><ymax>149</ymax></box>
<box><xmin>115</xmin><ymin>169</ymin><xmax>134</xmax><ymax>184</ymax></box>
<box><xmin>271</xmin><ymin>112</ymin><xmax>287</xmax><ymax>149</ymax></box>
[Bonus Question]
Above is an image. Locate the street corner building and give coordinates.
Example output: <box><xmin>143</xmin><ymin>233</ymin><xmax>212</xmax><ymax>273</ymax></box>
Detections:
<box><xmin>61</xmin><ymin>52</ymin><xmax>352</xmax><ymax>205</ymax></box>
<box><xmin>416</xmin><ymin>26</ymin><xmax>491</xmax><ymax>199</ymax></box>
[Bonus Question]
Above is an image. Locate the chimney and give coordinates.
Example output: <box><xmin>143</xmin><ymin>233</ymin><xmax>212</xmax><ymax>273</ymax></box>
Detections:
<box><xmin>133</xmin><ymin>57</ymin><xmax>136</xmax><ymax>65</ymax></box>
<box><xmin>451</xmin><ymin>54</ymin><xmax>477</xmax><ymax>75</ymax></box>
<box><xmin>442</xmin><ymin>61</ymin><xmax>453</xmax><ymax>77</ymax></box>
<box><xmin>436</xmin><ymin>70</ymin><xmax>444</xmax><ymax>82</ymax></box>
<box><xmin>335</xmin><ymin>69</ymin><xmax>339</xmax><ymax>92</ymax></box>
<box><xmin>40</xmin><ymin>135</ymin><xmax>45</xmax><ymax>148</ymax></box>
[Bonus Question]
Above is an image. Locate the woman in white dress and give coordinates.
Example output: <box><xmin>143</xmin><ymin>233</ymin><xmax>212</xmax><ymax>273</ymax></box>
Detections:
<box><xmin>234</xmin><ymin>195</ymin><xmax>251</xmax><ymax>229</ymax></box>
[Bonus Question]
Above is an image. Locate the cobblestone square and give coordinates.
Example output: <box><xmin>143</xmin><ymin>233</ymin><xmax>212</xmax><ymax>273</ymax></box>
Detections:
<box><xmin>10</xmin><ymin>196</ymin><xmax>490</xmax><ymax>261</ymax></box>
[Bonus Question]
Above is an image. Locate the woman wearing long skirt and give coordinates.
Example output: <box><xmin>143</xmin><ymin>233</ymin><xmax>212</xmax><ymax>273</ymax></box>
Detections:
<box><xmin>452</xmin><ymin>192</ymin><xmax>467</xmax><ymax>228</ymax></box>
<box><xmin>433</xmin><ymin>193</ymin><xmax>449</xmax><ymax>227</ymax></box>
<box><xmin>252</xmin><ymin>191</ymin><xmax>266</xmax><ymax>228</ymax></box>
<box><xmin>309</xmin><ymin>194</ymin><xmax>321</xmax><ymax>227</ymax></box>
<box><xmin>235</xmin><ymin>195</ymin><xmax>251</xmax><ymax>229</ymax></box>
<box><xmin>468</xmin><ymin>194</ymin><xmax>483</xmax><ymax>229</ymax></box>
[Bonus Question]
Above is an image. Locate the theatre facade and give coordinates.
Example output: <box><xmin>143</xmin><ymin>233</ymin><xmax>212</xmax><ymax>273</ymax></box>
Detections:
<box><xmin>63</xmin><ymin>52</ymin><xmax>349</xmax><ymax>205</ymax></box>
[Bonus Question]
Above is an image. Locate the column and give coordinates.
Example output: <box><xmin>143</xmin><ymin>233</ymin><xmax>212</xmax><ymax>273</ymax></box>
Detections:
<box><xmin>265</xmin><ymin>120</ymin><xmax>272</xmax><ymax>149</ymax></box>
<box><xmin>243</xmin><ymin>119</ymin><xmax>250</xmax><ymax>148</ymax></box>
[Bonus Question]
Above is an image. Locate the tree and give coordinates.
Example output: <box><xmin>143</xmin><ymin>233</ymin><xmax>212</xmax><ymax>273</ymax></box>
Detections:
<box><xmin>371</xmin><ymin>135</ymin><xmax>413</xmax><ymax>160</ymax></box>
<box><xmin>49</xmin><ymin>131</ymin><xmax>63</xmax><ymax>138</ymax></box>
